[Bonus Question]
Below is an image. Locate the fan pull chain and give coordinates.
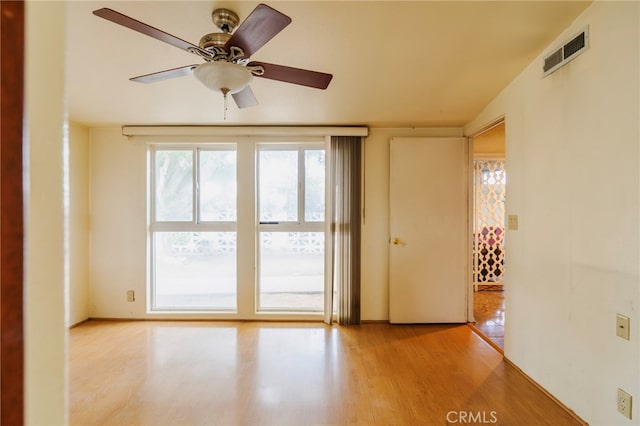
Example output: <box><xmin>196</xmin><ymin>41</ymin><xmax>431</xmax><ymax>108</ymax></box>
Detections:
<box><xmin>221</xmin><ymin>88</ymin><xmax>230</xmax><ymax>120</ymax></box>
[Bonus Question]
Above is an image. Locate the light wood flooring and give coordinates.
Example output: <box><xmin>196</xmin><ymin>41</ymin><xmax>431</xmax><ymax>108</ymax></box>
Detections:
<box><xmin>473</xmin><ymin>290</ymin><xmax>505</xmax><ymax>350</ymax></box>
<box><xmin>70</xmin><ymin>320</ymin><xmax>580</xmax><ymax>426</ymax></box>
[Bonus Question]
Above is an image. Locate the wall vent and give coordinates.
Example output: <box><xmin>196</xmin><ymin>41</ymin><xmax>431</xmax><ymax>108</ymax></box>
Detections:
<box><xmin>544</xmin><ymin>48</ymin><xmax>563</xmax><ymax>73</ymax></box>
<box><xmin>543</xmin><ymin>26</ymin><xmax>589</xmax><ymax>76</ymax></box>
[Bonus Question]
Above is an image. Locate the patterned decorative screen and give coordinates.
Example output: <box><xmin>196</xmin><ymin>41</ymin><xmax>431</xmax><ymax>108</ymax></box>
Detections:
<box><xmin>473</xmin><ymin>159</ymin><xmax>506</xmax><ymax>288</ymax></box>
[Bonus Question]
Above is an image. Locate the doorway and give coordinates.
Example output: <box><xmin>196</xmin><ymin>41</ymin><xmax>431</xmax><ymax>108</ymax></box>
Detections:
<box><xmin>470</xmin><ymin>122</ymin><xmax>506</xmax><ymax>350</ymax></box>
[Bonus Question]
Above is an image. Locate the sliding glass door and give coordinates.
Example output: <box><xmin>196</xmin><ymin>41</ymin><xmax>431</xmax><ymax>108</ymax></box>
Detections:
<box><xmin>257</xmin><ymin>146</ymin><xmax>325</xmax><ymax>312</ymax></box>
<box><xmin>149</xmin><ymin>140</ymin><xmax>326</xmax><ymax>316</ymax></box>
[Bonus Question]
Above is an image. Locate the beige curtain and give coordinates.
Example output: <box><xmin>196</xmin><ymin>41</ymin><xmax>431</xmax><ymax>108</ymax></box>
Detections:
<box><xmin>326</xmin><ymin>136</ymin><xmax>361</xmax><ymax>325</ymax></box>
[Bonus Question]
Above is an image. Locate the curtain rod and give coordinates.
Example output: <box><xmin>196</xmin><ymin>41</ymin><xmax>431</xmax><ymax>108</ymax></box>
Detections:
<box><xmin>122</xmin><ymin>125</ymin><xmax>369</xmax><ymax>138</ymax></box>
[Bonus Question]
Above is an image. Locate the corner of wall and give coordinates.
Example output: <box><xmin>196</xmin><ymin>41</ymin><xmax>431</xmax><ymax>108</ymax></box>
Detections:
<box><xmin>68</xmin><ymin>121</ymin><xmax>91</xmax><ymax>326</ymax></box>
<box><xmin>463</xmin><ymin>2</ymin><xmax>640</xmax><ymax>424</ymax></box>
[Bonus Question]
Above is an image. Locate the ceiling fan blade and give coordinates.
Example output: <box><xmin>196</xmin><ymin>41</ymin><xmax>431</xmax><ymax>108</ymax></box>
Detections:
<box><xmin>249</xmin><ymin>61</ymin><xmax>333</xmax><ymax>89</ymax></box>
<box><xmin>232</xmin><ymin>86</ymin><xmax>259</xmax><ymax>109</ymax></box>
<box><xmin>130</xmin><ymin>65</ymin><xmax>199</xmax><ymax>83</ymax></box>
<box><xmin>224</xmin><ymin>4</ymin><xmax>291</xmax><ymax>58</ymax></box>
<box><xmin>93</xmin><ymin>8</ymin><xmax>204</xmax><ymax>56</ymax></box>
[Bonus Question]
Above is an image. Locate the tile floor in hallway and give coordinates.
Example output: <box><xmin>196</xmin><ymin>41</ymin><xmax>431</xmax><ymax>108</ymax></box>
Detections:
<box><xmin>473</xmin><ymin>290</ymin><xmax>505</xmax><ymax>349</ymax></box>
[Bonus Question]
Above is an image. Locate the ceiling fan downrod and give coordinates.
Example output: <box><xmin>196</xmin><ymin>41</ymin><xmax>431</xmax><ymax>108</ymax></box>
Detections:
<box><xmin>212</xmin><ymin>8</ymin><xmax>239</xmax><ymax>33</ymax></box>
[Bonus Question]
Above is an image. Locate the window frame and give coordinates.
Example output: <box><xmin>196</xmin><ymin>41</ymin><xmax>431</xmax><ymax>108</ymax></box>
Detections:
<box><xmin>255</xmin><ymin>143</ymin><xmax>326</xmax><ymax>312</ymax></box>
<box><xmin>149</xmin><ymin>144</ymin><xmax>238</xmax><ymax>312</ymax></box>
<box><xmin>256</xmin><ymin>143</ymin><xmax>326</xmax><ymax>230</ymax></box>
<box><xmin>147</xmin><ymin>138</ymin><xmax>329</xmax><ymax>319</ymax></box>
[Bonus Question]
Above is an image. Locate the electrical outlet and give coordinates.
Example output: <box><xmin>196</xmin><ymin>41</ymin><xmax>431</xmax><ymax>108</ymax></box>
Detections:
<box><xmin>617</xmin><ymin>314</ymin><xmax>630</xmax><ymax>340</ymax></box>
<box><xmin>618</xmin><ymin>388</ymin><xmax>632</xmax><ymax>419</ymax></box>
<box><xmin>126</xmin><ymin>290</ymin><xmax>135</xmax><ymax>302</ymax></box>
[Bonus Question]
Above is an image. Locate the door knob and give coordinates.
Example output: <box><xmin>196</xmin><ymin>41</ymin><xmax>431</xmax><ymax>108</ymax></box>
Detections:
<box><xmin>391</xmin><ymin>237</ymin><xmax>405</xmax><ymax>245</ymax></box>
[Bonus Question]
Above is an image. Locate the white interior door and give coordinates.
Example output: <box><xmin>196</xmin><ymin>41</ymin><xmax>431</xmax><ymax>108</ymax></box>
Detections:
<box><xmin>389</xmin><ymin>137</ymin><xmax>468</xmax><ymax>323</ymax></box>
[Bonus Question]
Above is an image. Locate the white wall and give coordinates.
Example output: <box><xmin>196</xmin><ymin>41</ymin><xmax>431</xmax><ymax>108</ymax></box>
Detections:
<box><xmin>80</xmin><ymin>2</ymin><xmax>638</xmax><ymax>423</ymax></box>
<box><xmin>69</xmin><ymin>121</ymin><xmax>90</xmax><ymax>326</ymax></box>
<box><xmin>466</xmin><ymin>2</ymin><xmax>639</xmax><ymax>424</ymax></box>
<box><xmin>85</xmin><ymin>6</ymin><xmax>640</xmax><ymax>424</ymax></box>
<box><xmin>88</xmin><ymin>127</ymin><xmax>465</xmax><ymax>320</ymax></box>
<box><xmin>90</xmin><ymin>128</ymin><xmax>148</xmax><ymax>318</ymax></box>
<box><xmin>25</xmin><ymin>1</ymin><xmax>67</xmax><ymax>424</ymax></box>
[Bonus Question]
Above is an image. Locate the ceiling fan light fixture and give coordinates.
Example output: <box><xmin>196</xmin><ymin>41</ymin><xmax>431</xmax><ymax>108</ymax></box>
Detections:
<box><xmin>93</xmin><ymin>4</ymin><xmax>332</xmax><ymax>114</ymax></box>
<box><xmin>193</xmin><ymin>61</ymin><xmax>253</xmax><ymax>94</ymax></box>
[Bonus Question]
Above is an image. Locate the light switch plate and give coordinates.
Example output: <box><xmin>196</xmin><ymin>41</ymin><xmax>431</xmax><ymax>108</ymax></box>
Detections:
<box><xmin>617</xmin><ymin>314</ymin><xmax>630</xmax><ymax>340</ymax></box>
<box><xmin>507</xmin><ymin>215</ymin><xmax>519</xmax><ymax>230</ymax></box>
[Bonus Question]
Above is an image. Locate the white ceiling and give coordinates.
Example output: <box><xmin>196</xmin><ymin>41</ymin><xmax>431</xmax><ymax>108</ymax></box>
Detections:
<box><xmin>66</xmin><ymin>1</ymin><xmax>591</xmax><ymax>127</ymax></box>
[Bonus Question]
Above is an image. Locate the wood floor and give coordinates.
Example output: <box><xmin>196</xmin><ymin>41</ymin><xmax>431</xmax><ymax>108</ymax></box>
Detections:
<box><xmin>70</xmin><ymin>320</ymin><xmax>581</xmax><ymax>426</ymax></box>
<box><xmin>473</xmin><ymin>290</ymin><xmax>505</xmax><ymax>350</ymax></box>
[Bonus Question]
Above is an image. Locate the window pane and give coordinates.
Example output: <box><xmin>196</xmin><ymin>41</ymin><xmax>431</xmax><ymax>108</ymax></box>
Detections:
<box><xmin>153</xmin><ymin>232</ymin><xmax>236</xmax><ymax>310</ymax></box>
<box><xmin>259</xmin><ymin>150</ymin><xmax>298</xmax><ymax>222</ymax></box>
<box><xmin>199</xmin><ymin>150</ymin><xmax>237</xmax><ymax>222</ymax></box>
<box><xmin>305</xmin><ymin>150</ymin><xmax>325</xmax><ymax>222</ymax></box>
<box><xmin>258</xmin><ymin>232</ymin><xmax>324</xmax><ymax>311</ymax></box>
<box><xmin>155</xmin><ymin>150</ymin><xmax>193</xmax><ymax>222</ymax></box>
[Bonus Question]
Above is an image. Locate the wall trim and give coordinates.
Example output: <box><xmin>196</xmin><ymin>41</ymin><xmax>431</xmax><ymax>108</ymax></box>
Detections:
<box><xmin>122</xmin><ymin>125</ymin><xmax>369</xmax><ymax>138</ymax></box>
<box><xmin>68</xmin><ymin>318</ymin><xmax>91</xmax><ymax>329</ymax></box>
<box><xmin>473</xmin><ymin>153</ymin><xmax>505</xmax><ymax>161</ymax></box>
<box><xmin>83</xmin><ymin>317</ymin><xmax>326</xmax><ymax>324</ymax></box>
<box><xmin>503</xmin><ymin>357</ymin><xmax>588</xmax><ymax>426</ymax></box>
<box><xmin>469</xmin><ymin>325</ymin><xmax>587</xmax><ymax>424</ymax></box>
<box><xmin>465</xmin><ymin>115</ymin><xmax>505</xmax><ymax>138</ymax></box>
<box><xmin>467</xmin><ymin>323</ymin><xmax>504</xmax><ymax>354</ymax></box>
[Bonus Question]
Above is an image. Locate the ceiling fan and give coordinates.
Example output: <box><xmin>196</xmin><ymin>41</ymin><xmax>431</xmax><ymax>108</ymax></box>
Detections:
<box><xmin>92</xmin><ymin>3</ymin><xmax>333</xmax><ymax>112</ymax></box>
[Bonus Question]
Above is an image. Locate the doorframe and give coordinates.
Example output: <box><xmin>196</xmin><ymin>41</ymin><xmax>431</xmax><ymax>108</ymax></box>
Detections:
<box><xmin>467</xmin><ymin>137</ymin><xmax>475</xmax><ymax>322</ymax></box>
<box><xmin>1</xmin><ymin>1</ymin><xmax>25</xmax><ymax>423</ymax></box>
<box><xmin>466</xmin><ymin>117</ymin><xmax>506</xmax><ymax>324</ymax></box>
<box><xmin>255</xmin><ymin>143</ymin><xmax>326</xmax><ymax>314</ymax></box>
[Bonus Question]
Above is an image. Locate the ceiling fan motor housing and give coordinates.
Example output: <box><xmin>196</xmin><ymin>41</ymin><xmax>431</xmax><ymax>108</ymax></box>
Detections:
<box><xmin>199</xmin><ymin>32</ymin><xmax>231</xmax><ymax>50</ymax></box>
<box><xmin>199</xmin><ymin>8</ymin><xmax>238</xmax><ymax>51</ymax></box>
